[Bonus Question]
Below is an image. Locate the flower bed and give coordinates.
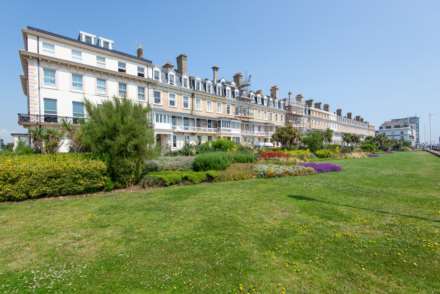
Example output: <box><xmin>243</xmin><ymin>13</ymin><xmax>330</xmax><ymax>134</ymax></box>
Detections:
<box><xmin>301</xmin><ymin>162</ymin><xmax>342</xmax><ymax>173</ymax></box>
<box><xmin>254</xmin><ymin>164</ymin><xmax>315</xmax><ymax>178</ymax></box>
<box><xmin>259</xmin><ymin>151</ymin><xmax>289</xmax><ymax>160</ymax></box>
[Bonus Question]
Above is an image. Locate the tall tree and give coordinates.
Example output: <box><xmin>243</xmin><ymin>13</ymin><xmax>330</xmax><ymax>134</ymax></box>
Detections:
<box><xmin>79</xmin><ymin>97</ymin><xmax>155</xmax><ymax>187</ymax></box>
<box><xmin>323</xmin><ymin>128</ymin><xmax>334</xmax><ymax>144</ymax></box>
<box><xmin>302</xmin><ymin>131</ymin><xmax>324</xmax><ymax>152</ymax></box>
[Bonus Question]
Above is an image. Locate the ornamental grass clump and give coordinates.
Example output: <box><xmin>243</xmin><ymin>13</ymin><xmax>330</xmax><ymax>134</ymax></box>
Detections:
<box><xmin>192</xmin><ymin>152</ymin><xmax>232</xmax><ymax>171</ymax></box>
<box><xmin>301</xmin><ymin>162</ymin><xmax>342</xmax><ymax>173</ymax></box>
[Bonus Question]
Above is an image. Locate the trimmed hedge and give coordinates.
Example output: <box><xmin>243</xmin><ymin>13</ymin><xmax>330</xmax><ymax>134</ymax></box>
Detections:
<box><xmin>0</xmin><ymin>154</ymin><xmax>111</xmax><ymax>201</ymax></box>
<box><xmin>142</xmin><ymin>170</ymin><xmax>219</xmax><ymax>187</ymax></box>
<box><xmin>192</xmin><ymin>152</ymin><xmax>232</xmax><ymax>171</ymax></box>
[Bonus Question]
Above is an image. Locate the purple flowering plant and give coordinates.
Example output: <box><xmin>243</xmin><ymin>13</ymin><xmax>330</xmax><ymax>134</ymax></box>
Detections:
<box><xmin>302</xmin><ymin>162</ymin><xmax>342</xmax><ymax>173</ymax></box>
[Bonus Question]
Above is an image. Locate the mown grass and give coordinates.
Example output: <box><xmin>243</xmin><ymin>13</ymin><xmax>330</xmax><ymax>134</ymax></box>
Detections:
<box><xmin>0</xmin><ymin>152</ymin><xmax>439</xmax><ymax>293</ymax></box>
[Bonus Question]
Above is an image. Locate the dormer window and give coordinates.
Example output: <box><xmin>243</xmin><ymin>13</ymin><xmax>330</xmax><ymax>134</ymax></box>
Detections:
<box><xmin>216</xmin><ymin>85</ymin><xmax>222</xmax><ymax>96</ymax></box>
<box><xmin>195</xmin><ymin>79</ymin><xmax>202</xmax><ymax>91</ymax></box>
<box><xmin>153</xmin><ymin>69</ymin><xmax>161</xmax><ymax>81</ymax></box>
<box><xmin>102</xmin><ymin>40</ymin><xmax>110</xmax><ymax>49</ymax></box>
<box><xmin>118</xmin><ymin>62</ymin><xmax>126</xmax><ymax>73</ymax></box>
<box><xmin>206</xmin><ymin>82</ymin><xmax>212</xmax><ymax>93</ymax></box>
<box><xmin>84</xmin><ymin>35</ymin><xmax>93</xmax><ymax>44</ymax></box>
<box><xmin>168</xmin><ymin>73</ymin><xmax>175</xmax><ymax>85</ymax></box>
<box><xmin>182</xmin><ymin>76</ymin><xmax>189</xmax><ymax>88</ymax></box>
<box><xmin>261</xmin><ymin>98</ymin><xmax>265</xmax><ymax>106</ymax></box>
<box><xmin>137</xmin><ymin>66</ymin><xmax>145</xmax><ymax>77</ymax></box>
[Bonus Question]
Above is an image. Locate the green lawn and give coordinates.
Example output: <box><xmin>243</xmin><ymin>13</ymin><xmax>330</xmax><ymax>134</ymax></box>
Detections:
<box><xmin>1</xmin><ymin>152</ymin><xmax>439</xmax><ymax>293</ymax></box>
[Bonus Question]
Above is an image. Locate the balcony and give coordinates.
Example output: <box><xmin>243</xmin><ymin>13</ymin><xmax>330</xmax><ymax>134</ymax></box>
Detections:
<box><xmin>18</xmin><ymin>113</ymin><xmax>85</xmax><ymax>127</ymax></box>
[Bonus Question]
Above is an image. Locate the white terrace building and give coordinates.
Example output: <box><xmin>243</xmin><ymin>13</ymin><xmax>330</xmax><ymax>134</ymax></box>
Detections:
<box><xmin>18</xmin><ymin>27</ymin><xmax>374</xmax><ymax>151</ymax></box>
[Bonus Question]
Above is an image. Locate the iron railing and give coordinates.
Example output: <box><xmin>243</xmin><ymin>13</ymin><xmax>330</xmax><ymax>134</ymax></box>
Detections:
<box><xmin>18</xmin><ymin>113</ymin><xmax>85</xmax><ymax>125</ymax></box>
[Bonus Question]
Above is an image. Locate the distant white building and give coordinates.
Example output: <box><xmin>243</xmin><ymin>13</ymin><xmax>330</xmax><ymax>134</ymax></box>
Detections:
<box><xmin>377</xmin><ymin>117</ymin><xmax>419</xmax><ymax>147</ymax></box>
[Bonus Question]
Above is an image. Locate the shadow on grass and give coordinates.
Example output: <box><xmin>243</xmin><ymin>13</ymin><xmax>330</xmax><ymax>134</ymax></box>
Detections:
<box><xmin>288</xmin><ymin>195</ymin><xmax>440</xmax><ymax>223</ymax></box>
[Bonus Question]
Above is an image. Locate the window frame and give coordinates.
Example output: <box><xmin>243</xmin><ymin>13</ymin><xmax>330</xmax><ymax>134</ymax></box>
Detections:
<box><xmin>118</xmin><ymin>82</ymin><xmax>127</xmax><ymax>98</ymax></box>
<box><xmin>71</xmin><ymin>49</ymin><xmax>82</xmax><ymax>61</ymax></box>
<box><xmin>96</xmin><ymin>56</ymin><xmax>106</xmax><ymax>67</ymax></box>
<box><xmin>118</xmin><ymin>61</ymin><xmax>126</xmax><ymax>73</ymax></box>
<box><xmin>137</xmin><ymin>66</ymin><xmax>145</xmax><ymax>77</ymax></box>
<box><xmin>42</xmin><ymin>42</ymin><xmax>55</xmax><ymax>54</ymax></box>
<box><xmin>168</xmin><ymin>93</ymin><xmax>176</xmax><ymax>107</ymax></box>
<box><xmin>71</xmin><ymin>73</ymin><xmax>83</xmax><ymax>91</ymax></box>
<box><xmin>138</xmin><ymin>86</ymin><xmax>145</xmax><ymax>101</ymax></box>
<box><xmin>96</xmin><ymin>78</ymin><xmax>107</xmax><ymax>95</ymax></box>
<box><xmin>183</xmin><ymin>95</ymin><xmax>190</xmax><ymax>109</ymax></box>
<box><xmin>154</xmin><ymin>90</ymin><xmax>161</xmax><ymax>104</ymax></box>
<box><xmin>43</xmin><ymin>68</ymin><xmax>56</xmax><ymax>87</ymax></box>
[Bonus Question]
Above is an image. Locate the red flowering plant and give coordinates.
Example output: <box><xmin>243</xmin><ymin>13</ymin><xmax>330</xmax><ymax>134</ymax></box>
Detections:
<box><xmin>259</xmin><ymin>150</ymin><xmax>289</xmax><ymax>160</ymax></box>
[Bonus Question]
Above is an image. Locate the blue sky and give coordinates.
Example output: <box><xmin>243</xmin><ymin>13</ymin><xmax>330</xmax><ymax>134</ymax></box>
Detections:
<box><xmin>0</xmin><ymin>0</ymin><xmax>439</xmax><ymax>143</ymax></box>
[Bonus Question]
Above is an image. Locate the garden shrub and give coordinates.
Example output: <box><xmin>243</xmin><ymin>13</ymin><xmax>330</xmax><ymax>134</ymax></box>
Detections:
<box><xmin>211</xmin><ymin>139</ymin><xmax>236</xmax><ymax>152</ymax></box>
<box><xmin>0</xmin><ymin>154</ymin><xmax>110</xmax><ymax>201</ymax></box>
<box><xmin>360</xmin><ymin>142</ymin><xmax>377</xmax><ymax>152</ymax></box>
<box><xmin>216</xmin><ymin>163</ymin><xmax>256</xmax><ymax>182</ymax></box>
<box><xmin>142</xmin><ymin>170</ymin><xmax>219</xmax><ymax>187</ymax></box>
<box><xmin>315</xmin><ymin>149</ymin><xmax>335</xmax><ymax>158</ymax></box>
<box><xmin>302</xmin><ymin>162</ymin><xmax>342</xmax><ymax>173</ymax></box>
<box><xmin>192</xmin><ymin>152</ymin><xmax>232</xmax><ymax>171</ymax></box>
<box><xmin>229</xmin><ymin>151</ymin><xmax>256</xmax><ymax>163</ymax></box>
<box><xmin>14</xmin><ymin>141</ymin><xmax>34</xmax><ymax>155</ymax></box>
<box><xmin>285</xmin><ymin>149</ymin><xmax>312</xmax><ymax>161</ymax></box>
<box><xmin>254</xmin><ymin>164</ymin><xmax>315</xmax><ymax>178</ymax></box>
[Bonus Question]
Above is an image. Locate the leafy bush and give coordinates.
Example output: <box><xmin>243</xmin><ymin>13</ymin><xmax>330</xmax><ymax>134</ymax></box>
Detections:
<box><xmin>259</xmin><ymin>150</ymin><xmax>289</xmax><ymax>160</ymax></box>
<box><xmin>79</xmin><ymin>97</ymin><xmax>155</xmax><ymax>187</ymax></box>
<box><xmin>302</xmin><ymin>162</ymin><xmax>342</xmax><ymax>173</ymax></box>
<box><xmin>211</xmin><ymin>139</ymin><xmax>236</xmax><ymax>152</ymax></box>
<box><xmin>14</xmin><ymin>141</ymin><xmax>34</xmax><ymax>155</ymax></box>
<box><xmin>302</xmin><ymin>131</ymin><xmax>324</xmax><ymax>152</ymax></box>
<box><xmin>0</xmin><ymin>154</ymin><xmax>110</xmax><ymax>201</ymax></box>
<box><xmin>142</xmin><ymin>170</ymin><xmax>219</xmax><ymax>187</ymax></box>
<box><xmin>215</xmin><ymin>163</ymin><xmax>256</xmax><ymax>182</ymax></box>
<box><xmin>315</xmin><ymin>149</ymin><xmax>335</xmax><ymax>158</ymax></box>
<box><xmin>229</xmin><ymin>151</ymin><xmax>256</xmax><ymax>163</ymax></box>
<box><xmin>192</xmin><ymin>152</ymin><xmax>232</xmax><ymax>171</ymax></box>
<box><xmin>254</xmin><ymin>164</ymin><xmax>315</xmax><ymax>178</ymax></box>
<box><xmin>285</xmin><ymin>149</ymin><xmax>312</xmax><ymax>161</ymax></box>
<box><xmin>360</xmin><ymin>142</ymin><xmax>377</xmax><ymax>152</ymax></box>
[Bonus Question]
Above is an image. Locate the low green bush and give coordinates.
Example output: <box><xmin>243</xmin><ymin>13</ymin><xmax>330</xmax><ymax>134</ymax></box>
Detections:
<box><xmin>229</xmin><ymin>151</ymin><xmax>256</xmax><ymax>163</ymax></box>
<box><xmin>211</xmin><ymin>139</ymin><xmax>236</xmax><ymax>152</ymax></box>
<box><xmin>142</xmin><ymin>170</ymin><xmax>219</xmax><ymax>187</ymax></box>
<box><xmin>285</xmin><ymin>149</ymin><xmax>312</xmax><ymax>161</ymax></box>
<box><xmin>0</xmin><ymin>154</ymin><xmax>111</xmax><ymax>201</ymax></box>
<box><xmin>315</xmin><ymin>149</ymin><xmax>335</xmax><ymax>158</ymax></box>
<box><xmin>192</xmin><ymin>152</ymin><xmax>231</xmax><ymax>171</ymax></box>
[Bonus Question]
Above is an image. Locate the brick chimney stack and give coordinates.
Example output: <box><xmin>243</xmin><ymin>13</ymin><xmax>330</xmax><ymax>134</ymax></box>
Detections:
<box><xmin>336</xmin><ymin>109</ymin><xmax>342</xmax><ymax>116</ymax></box>
<box><xmin>137</xmin><ymin>46</ymin><xmax>144</xmax><ymax>59</ymax></box>
<box><xmin>305</xmin><ymin>99</ymin><xmax>314</xmax><ymax>107</ymax></box>
<box><xmin>347</xmin><ymin>112</ymin><xmax>352</xmax><ymax>119</ymax></box>
<box><xmin>296</xmin><ymin>94</ymin><xmax>304</xmax><ymax>103</ymax></box>
<box><xmin>323</xmin><ymin>104</ymin><xmax>330</xmax><ymax>112</ymax></box>
<box><xmin>233</xmin><ymin>72</ymin><xmax>243</xmax><ymax>88</ymax></box>
<box><xmin>270</xmin><ymin>86</ymin><xmax>279</xmax><ymax>99</ymax></box>
<box><xmin>212</xmin><ymin>66</ymin><xmax>219</xmax><ymax>82</ymax></box>
<box><xmin>176</xmin><ymin>54</ymin><xmax>187</xmax><ymax>75</ymax></box>
<box><xmin>314</xmin><ymin>102</ymin><xmax>322</xmax><ymax>109</ymax></box>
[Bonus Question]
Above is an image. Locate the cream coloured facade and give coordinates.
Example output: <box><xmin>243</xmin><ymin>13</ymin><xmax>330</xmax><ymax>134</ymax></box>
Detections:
<box><xmin>18</xmin><ymin>27</ymin><xmax>374</xmax><ymax>151</ymax></box>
